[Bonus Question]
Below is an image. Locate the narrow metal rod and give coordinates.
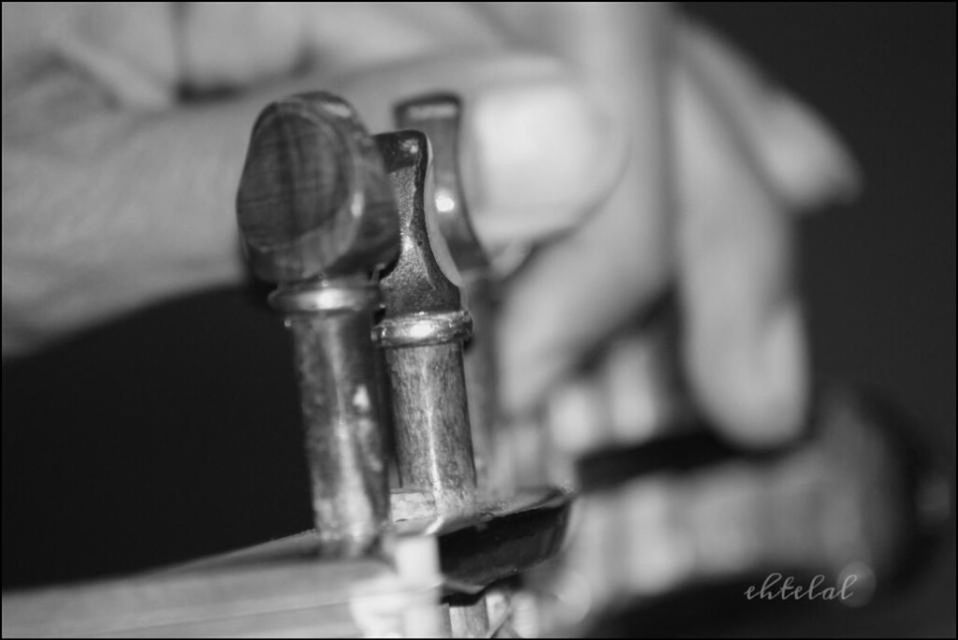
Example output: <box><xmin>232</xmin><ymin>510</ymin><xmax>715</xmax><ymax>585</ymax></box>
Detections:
<box><xmin>384</xmin><ymin>342</ymin><xmax>477</xmax><ymax>517</ymax></box>
<box><xmin>375</xmin><ymin>129</ymin><xmax>478</xmax><ymax>520</ymax></box>
<box><xmin>283</xmin><ymin>286</ymin><xmax>388</xmax><ymax>556</ymax></box>
<box><xmin>394</xmin><ymin>94</ymin><xmax>500</xmax><ymax>492</ymax></box>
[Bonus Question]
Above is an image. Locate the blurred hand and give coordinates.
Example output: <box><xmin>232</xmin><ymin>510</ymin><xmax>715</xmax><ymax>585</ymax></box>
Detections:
<box><xmin>1</xmin><ymin>3</ymin><xmax>858</xmax><ymax>446</ymax></box>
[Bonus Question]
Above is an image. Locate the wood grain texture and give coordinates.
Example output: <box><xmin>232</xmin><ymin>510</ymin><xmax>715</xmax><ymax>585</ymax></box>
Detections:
<box><xmin>236</xmin><ymin>92</ymin><xmax>398</xmax><ymax>283</ymax></box>
<box><xmin>2</xmin><ymin>558</ymin><xmax>390</xmax><ymax>638</ymax></box>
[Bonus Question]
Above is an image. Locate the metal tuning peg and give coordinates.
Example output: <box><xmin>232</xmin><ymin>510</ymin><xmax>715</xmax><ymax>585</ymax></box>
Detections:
<box><xmin>373</xmin><ymin>128</ymin><xmax>479</xmax><ymax>520</ymax></box>
<box><xmin>236</xmin><ymin>91</ymin><xmax>398</xmax><ymax>558</ymax></box>
<box><xmin>394</xmin><ymin>94</ymin><xmax>501</xmax><ymax>493</ymax></box>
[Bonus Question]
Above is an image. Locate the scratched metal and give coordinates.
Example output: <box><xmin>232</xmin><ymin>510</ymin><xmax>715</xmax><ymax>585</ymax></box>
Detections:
<box><xmin>383</xmin><ymin>342</ymin><xmax>477</xmax><ymax>517</ymax></box>
<box><xmin>375</xmin><ymin>129</ymin><xmax>478</xmax><ymax>518</ymax></box>
<box><xmin>395</xmin><ymin>94</ymin><xmax>500</xmax><ymax>491</ymax></box>
<box><xmin>288</xmin><ymin>309</ymin><xmax>388</xmax><ymax>557</ymax></box>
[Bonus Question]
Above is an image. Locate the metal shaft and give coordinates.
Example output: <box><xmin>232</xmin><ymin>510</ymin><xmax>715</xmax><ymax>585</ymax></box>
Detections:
<box><xmin>375</xmin><ymin>130</ymin><xmax>478</xmax><ymax>519</ymax></box>
<box><xmin>384</xmin><ymin>341</ymin><xmax>476</xmax><ymax>516</ymax></box>
<box><xmin>278</xmin><ymin>283</ymin><xmax>388</xmax><ymax>556</ymax></box>
<box><xmin>395</xmin><ymin>94</ymin><xmax>500</xmax><ymax>491</ymax></box>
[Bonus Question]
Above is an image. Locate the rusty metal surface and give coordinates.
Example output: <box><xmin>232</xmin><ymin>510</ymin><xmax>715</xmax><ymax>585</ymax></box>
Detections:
<box><xmin>374</xmin><ymin>130</ymin><xmax>464</xmax><ymax>317</ymax></box>
<box><xmin>395</xmin><ymin>94</ymin><xmax>501</xmax><ymax>492</ymax></box>
<box><xmin>383</xmin><ymin>342</ymin><xmax>477</xmax><ymax>517</ymax></box>
<box><xmin>375</xmin><ymin>130</ymin><xmax>478</xmax><ymax>519</ymax></box>
<box><xmin>287</xmin><ymin>309</ymin><xmax>389</xmax><ymax>557</ymax></box>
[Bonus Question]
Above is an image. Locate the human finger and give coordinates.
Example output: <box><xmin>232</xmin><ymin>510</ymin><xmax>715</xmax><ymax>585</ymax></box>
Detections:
<box><xmin>177</xmin><ymin>3</ymin><xmax>508</xmax><ymax>92</ymax></box>
<box><xmin>672</xmin><ymin>48</ymin><xmax>809</xmax><ymax>447</ymax></box>
<box><xmin>329</xmin><ymin>51</ymin><xmax>626</xmax><ymax>249</ymax></box>
<box><xmin>675</xmin><ymin>18</ymin><xmax>862</xmax><ymax>212</ymax></box>
<box><xmin>496</xmin><ymin>6</ymin><xmax>674</xmax><ymax>418</ymax></box>
<box><xmin>2</xmin><ymin>49</ymin><xmax>621</xmax><ymax>355</ymax></box>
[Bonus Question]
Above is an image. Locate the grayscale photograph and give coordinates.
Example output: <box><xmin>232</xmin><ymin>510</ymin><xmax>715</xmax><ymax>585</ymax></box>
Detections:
<box><xmin>2</xmin><ymin>3</ymin><xmax>955</xmax><ymax>637</ymax></box>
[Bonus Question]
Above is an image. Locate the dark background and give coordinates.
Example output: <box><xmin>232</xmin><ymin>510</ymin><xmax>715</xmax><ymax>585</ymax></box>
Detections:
<box><xmin>3</xmin><ymin>3</ymin><xmax>955</xmax><ymax>637</ymax></box>
<box><xmin>688</xmin><ymin>0</ymin><xmax>956</xmax><ymax>489</ymax></box>
<box><xmin>680</xmin><ymin>4</ymin><xmax>956</xmax><ymax>635</ymax></box>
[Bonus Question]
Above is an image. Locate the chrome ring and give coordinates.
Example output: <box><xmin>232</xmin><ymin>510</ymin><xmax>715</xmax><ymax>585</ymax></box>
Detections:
<box><xmin>375</xmin><ymin>310</ymin><xmax>473</xmax><ymax>348</ymax></box>
<box><xmin>269</xmin><ymin>282</ymin><xmax>381</xmax><ymax>313</ymax></box>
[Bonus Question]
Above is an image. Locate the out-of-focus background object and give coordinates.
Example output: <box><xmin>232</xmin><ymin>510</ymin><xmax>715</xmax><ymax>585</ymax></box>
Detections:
<box><xmin>618</xmin><ymin>3</ymin><xmax>955</xmax><ymax>635</ymax></box>
<box><xmin>2</xmin><ymin>3</ymin><xmax>955</xmax><ymax>637</ymax></box>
